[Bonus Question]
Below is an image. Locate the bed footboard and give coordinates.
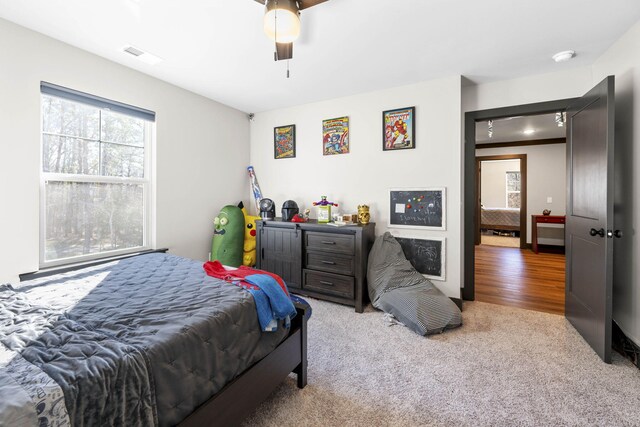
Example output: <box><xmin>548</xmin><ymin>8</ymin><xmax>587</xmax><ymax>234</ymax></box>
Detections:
<box><xmin>178</xmin><ymin>304</ymin><xmax>309</xmax><ymax>426</ymax></box>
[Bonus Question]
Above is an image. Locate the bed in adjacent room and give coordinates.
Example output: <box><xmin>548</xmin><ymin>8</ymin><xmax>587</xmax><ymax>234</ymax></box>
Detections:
<box><xmin>480</xmin><ymin>206</ymin><xmax>521</xmax><ymax>232</ymax></box>
<box><xmin>0</xmin><ymin>252</ymin><xmax>309</xmax><ymax>426</ymax></box>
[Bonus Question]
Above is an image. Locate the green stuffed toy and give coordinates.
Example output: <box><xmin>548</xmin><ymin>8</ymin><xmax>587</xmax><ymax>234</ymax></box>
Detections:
<box><xmin>211</xmin><ymin>205</ymin><xmax>244</xmax><ymax>267</ymax></box>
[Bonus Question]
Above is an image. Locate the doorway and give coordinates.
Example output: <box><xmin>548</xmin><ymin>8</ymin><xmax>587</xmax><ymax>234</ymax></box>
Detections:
<box><xmin>462</xmin><ymin>99</ymin><xmax>574</xmax><ymax>309</ymax></box>
<box><xmin>476</xmin><ymin>155</ymin><xmax>527</xmax><ymax>249</ymax></box>
<box><xmin>464</xmin><ymin>77</ymin><xmax>616</xmax><ymax>363</ymax></box>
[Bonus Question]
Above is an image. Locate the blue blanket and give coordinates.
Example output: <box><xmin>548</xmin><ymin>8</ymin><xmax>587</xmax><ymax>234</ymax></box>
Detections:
<box><xmin>245</xmin><ymin>274</ymin><xmax>297</xmax><ymax>332</ymax></box>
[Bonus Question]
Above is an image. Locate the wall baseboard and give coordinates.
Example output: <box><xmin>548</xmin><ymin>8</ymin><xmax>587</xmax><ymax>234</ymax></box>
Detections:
<box><xmin>450</xmin><ymin>297</ymin><xmax>463</xmax><ymax>311</ymax></box>
<box><xmin>613</xmin><ymin>321</ymin><xmax>640</xmax><ymax>370</ymax></box>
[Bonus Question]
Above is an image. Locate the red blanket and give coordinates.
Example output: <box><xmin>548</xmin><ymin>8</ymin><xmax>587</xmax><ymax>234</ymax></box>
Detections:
<box><xmin>203</xmin><ymin>260</ymin><xmax>289</xmax><ymax>295</ymax></box>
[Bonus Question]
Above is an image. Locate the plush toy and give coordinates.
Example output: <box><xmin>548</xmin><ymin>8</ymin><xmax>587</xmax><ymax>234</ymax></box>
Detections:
<box><xmin>211</xmin><ymin>205</ymin><xmax>244</xmax><ymax>267</ymax></box>
<box><xmin>239</xmin><ymin>202</ymin><xmax>260</xmax><ymax>267</ymax></box>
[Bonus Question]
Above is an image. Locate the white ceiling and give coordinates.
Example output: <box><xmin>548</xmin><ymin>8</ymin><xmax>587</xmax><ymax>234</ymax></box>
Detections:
<box><xmin>1</xmin><ymin>0</ymin><xmax>640</xmax><ymax>113</ymax></box>
<box><xmin>476</xmin><ymin>113</ymin><xmax>566</xmax><ymax>144</ymax></box>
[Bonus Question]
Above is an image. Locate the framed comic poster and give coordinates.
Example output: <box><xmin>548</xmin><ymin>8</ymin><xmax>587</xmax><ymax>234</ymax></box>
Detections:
<box><xmin>388</xmin><ymin>187</ymin><xmax>446</xmax><ymax>230</ymax></box>
<box><xmin>274</xmin><ymin>124</ymin><xmax>296</xmax><ymax>159</ymax></box>
<box><xmin>395</xmin><ymin>236</ymin><xmax>446</xmax><ymax>281</ymax></box>
<box><xmin>383</xmin><ymin>106</ymin><xmax>415</xmax><ymax>150</ymax></box>
<box><xmin>323</xmin><ymin>116</ymin><xmax>350</xmax><ymax>155</ymax></box>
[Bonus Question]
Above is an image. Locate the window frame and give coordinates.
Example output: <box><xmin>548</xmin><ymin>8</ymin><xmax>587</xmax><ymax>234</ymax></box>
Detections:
<box><xmin>505</xmin><ymin>170</ymin><xmax>521</xmax><ymax>209</ymax></box>
<box><xmin>39</xmin><ymin>85</ymin><xmax>155</xmax><ymax>269</ymax></box>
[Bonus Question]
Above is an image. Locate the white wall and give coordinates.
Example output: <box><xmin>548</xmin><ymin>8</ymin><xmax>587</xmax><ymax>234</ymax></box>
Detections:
<box><xmin>249</xmin><ymin>76</ymin><xmax>462</xmax><ymax>298</ymax></box>
<box><xmin>0</xmin><ymin>18</ymin><xmax>249</xmax><ymax>283</ymax></box>
<box><xmin>463</xmin><ymin>67</ymin><xmax>594</xmax><ymax>113</ymax></box>
<box><xmin>592</xmin><ymin>20</ymin><xmax>640</xmax><ymax>345</ymax></box>
<box><xmin>480</xmin><ymin>159</ymin><xmax>520</xmax><ymax>208</ymax></box>
<box><xmin>476</xmin><ymin>144</ymin><xmax>566</xmax><ymax>243</ymax></box>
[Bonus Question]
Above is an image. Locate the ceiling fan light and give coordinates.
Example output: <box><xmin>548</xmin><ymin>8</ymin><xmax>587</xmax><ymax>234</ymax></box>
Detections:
<box><xmin>264</xmin><ymin>0</ymin><xmax>301</xmax><ymax>43</ymax></box>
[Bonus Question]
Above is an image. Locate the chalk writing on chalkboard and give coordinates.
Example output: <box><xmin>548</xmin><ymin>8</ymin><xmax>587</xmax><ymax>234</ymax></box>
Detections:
<box><xmin>396</xmin><ymin>237</ymin><xmax>446</xmax><ymax>281</ymax></box>
<box><xmin>389</xmin><ymin>188</ymin><xmax>446</xmax><ymax>230</ymax></box>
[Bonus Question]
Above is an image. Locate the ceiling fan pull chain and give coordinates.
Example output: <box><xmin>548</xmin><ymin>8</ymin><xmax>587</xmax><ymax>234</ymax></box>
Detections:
<box><xmin>287</xmin><ymin>60</ymin><xmax>290</xmax><ymax>78</ymax></box>
<box><xmin>274</xmin><ymin>4</ymin><xmax>278</xmax><ymax>61</ymax></box>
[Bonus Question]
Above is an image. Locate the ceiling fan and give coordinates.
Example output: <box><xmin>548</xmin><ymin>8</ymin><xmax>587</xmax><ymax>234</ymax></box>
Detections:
<box><xmin>254</xmin><ymin>0</ymin><xmax>329</xmax><ymax>62</ymax></box>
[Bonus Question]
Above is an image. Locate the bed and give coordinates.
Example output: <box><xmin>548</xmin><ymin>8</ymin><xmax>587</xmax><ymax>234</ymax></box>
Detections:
<box><xmin>480</xmin><ymin>206</ymin><xmax>521</xmax><ymax>231</ymax></box>
<box><xmin>0</xmin><ymin>252</ymin><xmax>309</xmax><ymax>426</ymax></box>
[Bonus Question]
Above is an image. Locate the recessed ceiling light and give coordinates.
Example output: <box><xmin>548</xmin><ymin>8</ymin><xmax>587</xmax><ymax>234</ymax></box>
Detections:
<box><xmin>552</xmin><ymin>50</ymin><xmax>576</xmax><ymax>63</ymax></box>
<box><xmin>523</xmin><ymin>129</ymin><xmax>536</xmax><ymax>135</ymax></box>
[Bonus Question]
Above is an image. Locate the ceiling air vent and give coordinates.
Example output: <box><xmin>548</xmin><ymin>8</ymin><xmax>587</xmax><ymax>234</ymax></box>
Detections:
<box><xmin>121</xmin><ymin>45</ymin><xmax>163</xmax><ymax>65</ymax></box>
<box><xmin>123</xmin><ymin>45</ymin><xmax>145</xmax><ymax>57</ymax></box>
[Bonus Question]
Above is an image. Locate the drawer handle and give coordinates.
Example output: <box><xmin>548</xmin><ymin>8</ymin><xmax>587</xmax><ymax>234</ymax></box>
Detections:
<box><xmin>319</xmin><ymin>280</ymin><xmax>334</xmax><ymax>286</ymax></box>
<box><xmin>321</xmin><ymin>241</ymin><xmax>336</xmax><ymax>245</ymax></box>
<box><xmin>321</xmin><ymin>260</ymin><xmax>336</xmax><ymax>265</ymax></box>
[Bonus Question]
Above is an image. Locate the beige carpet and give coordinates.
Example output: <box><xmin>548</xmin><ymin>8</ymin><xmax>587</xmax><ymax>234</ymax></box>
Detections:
<box><xmin>243</xmin><ymin>299</ymin><xmax>640</xmax><ymax>427</ymax></box>
<box><xmin>481</xmin><ymin>234</ymin><xmax>520</xmax><ymax>247</ymax></box>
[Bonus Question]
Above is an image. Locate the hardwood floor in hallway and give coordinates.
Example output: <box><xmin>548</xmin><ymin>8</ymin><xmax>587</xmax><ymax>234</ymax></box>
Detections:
<box><xmin>475</xmin><ymin>245</ymin><xmax>566</xmax><ymax>315</ymax></box>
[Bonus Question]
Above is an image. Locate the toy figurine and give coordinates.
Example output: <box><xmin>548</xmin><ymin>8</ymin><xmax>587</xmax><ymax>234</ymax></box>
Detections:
<box><xmin>313</xmin><ymin>195</ymin><xmax>338</xmax><ymax>207</ymax></box>
<box><xmin>357</xmin><ymin>205</ymin><xmax>371</xmax><ymax>225</ymax></box>
<box><xmin>281</xmin><ymin>200</ymin><xmax>300</xmax><ymax>221</ymax></box>
<box><xmin>211</xmin><ymin>205</ymin><xmax>244</xmax><ymax>267</ymax></box>
<box><xmin>239</xmin><ymin>202</ymin><xmax>260</xmax><ymax>267</ymax></box>
<box><xmin>313</xmin><ymin>196</ymin><xmax>338</xmax><ymax>223</ymax></box>
<box><xmin>292</xmin><ymin>208</ymin><xmax>311</xmax><ymax>223</ymax></box>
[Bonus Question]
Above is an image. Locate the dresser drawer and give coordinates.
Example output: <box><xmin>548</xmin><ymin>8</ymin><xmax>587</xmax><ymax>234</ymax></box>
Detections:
<box><xmin>536</xmin><ymin>216</ymin><xmax>565</xmax><ymax>224</ymax></box>
<box><xmin>305</xmin><ymin>231</ymin><xmax>355</xmax><ymax>255</ymax></box>
<box><xmin>303</xmin><ymin>269</ymin><xmax>354</xmax><ymax>299</ymax></box>
<box><xmin>305</xmin><ymin>252</ymin><xmax>355</xmax><ymax>275</ymax></box>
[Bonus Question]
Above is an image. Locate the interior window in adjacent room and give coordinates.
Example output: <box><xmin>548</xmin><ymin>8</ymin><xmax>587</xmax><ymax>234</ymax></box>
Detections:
<box><xmin>40</xmin><ymin>82</ymin><xmax>155</xmax><ymax>267</ymax></box>
<box><xmin>506</xmin><ymin>171</ymin><xmax>521</xmax><ymax>208</ymax></box>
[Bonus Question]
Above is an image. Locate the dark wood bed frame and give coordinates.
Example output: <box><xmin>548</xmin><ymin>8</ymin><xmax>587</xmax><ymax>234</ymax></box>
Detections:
<box><xmin>178</xmin><ymin>302</ymin><xmax>309</xmax><ymax>427</ymax></box>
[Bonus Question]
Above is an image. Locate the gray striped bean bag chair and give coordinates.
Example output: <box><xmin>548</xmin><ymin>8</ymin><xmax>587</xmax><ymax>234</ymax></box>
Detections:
<box><xmin>367</xmin><ymin>232</ymin><xmax>462</xmax><ymax>335</ymax></box>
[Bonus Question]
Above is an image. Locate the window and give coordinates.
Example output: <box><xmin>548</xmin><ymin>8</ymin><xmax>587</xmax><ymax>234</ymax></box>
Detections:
<box><xmin>40</xmin><ymin>82</ymin><xmax>155</xmax><ymax>267</ymax></box>
<box><xmin>506</xmin><ymin>171</ymin><xmax>521</xmax><ymax>208</ymax></box>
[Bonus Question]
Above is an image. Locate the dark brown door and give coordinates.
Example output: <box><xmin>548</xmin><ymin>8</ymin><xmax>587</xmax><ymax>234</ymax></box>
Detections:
<box><xmin>565</xmin><ymin>76</ymin><xmax>615</xmax><ymax>363</ymax></box>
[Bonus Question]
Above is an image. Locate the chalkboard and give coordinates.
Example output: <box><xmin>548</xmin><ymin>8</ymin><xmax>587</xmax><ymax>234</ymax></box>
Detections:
<box><xmin>396</xmin><ymin>237</ymin><xmax>446</xmax><ymax>280</ymax></box>
<box><xmin>389</xmin><ymin>188</ymin><xmax>446</xmax><ymax>229</ymax></box>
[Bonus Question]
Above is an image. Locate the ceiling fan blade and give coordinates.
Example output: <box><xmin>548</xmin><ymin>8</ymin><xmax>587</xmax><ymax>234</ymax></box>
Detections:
<box><xmin>275</xmin><ymin>42</ymin><xmax>293</xmax><ymax>61</ymax></box>
<box><xmin>298</xmin><ymin>0</ymin><xmax>329</xmax><ymax>10</ymax></box>
<box><xmin>255</xmin><ymin>0</ymin><xmax>328</xmax><ymax>9</ymax></box>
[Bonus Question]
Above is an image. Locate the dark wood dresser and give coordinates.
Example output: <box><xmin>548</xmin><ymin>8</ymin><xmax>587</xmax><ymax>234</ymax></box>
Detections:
<box><xmin>256</xmin><ymin>219</ymin><xmax>376</xmax><ymax>312</ymax></box>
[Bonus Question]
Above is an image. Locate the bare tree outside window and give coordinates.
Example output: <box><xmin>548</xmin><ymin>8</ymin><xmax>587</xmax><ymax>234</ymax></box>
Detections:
<box><xmin>506</xmin><ymin>171</ymin><xmax>521</xmax><ymax>209</ymax></box>
<box><xmin>41</xmin><ymin>94</ymin><xmax>151</xmax><ymax>265</ymax></box>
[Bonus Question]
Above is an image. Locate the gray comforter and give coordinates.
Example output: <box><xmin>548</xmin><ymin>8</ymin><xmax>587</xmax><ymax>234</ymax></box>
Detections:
<box><xmin>481</xmin><ymin>207</ymin><xmax>520</xmax><ymax>228</ymax></box>
<box><xmin>0</xmin><ymin>253</ymin><xmax>288</xmax><ymax>426</ymax></box>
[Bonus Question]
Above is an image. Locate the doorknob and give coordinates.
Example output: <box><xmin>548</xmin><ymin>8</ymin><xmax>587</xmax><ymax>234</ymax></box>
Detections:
<box><xmin>604</xmin><ymin>229</ymin><xmax>622</xmax><ymax>238</ymax></box>
<box><xmin>590</xmin><ymin>228</ymin><xmax>605</xmax><ymax>237</ymax></box>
